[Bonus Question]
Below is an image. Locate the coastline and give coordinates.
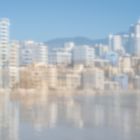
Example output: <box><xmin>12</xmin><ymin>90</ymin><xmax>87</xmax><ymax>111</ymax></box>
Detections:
<box><xmin>0</xmin><ymin>88</ymin><xmax>139</xmax><ymax>97</ymax></box>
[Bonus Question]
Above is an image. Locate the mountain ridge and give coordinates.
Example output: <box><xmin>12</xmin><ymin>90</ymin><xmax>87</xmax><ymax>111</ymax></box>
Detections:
<box><xmin>46</xmin><ymin>37</ymin><xmax>108</xmax><ymax>49</ymax></box>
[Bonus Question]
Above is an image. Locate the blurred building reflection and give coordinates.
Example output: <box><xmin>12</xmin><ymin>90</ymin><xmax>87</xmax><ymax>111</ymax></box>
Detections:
<box><xmin>0</xmin><ymin>91</ymin><xmax>140</xmax><ymax>140</ymax></box>
<box><xmin>0</xmin><ymin>93</ymin><xmax>19</xmax><ymax>140</ymax></box>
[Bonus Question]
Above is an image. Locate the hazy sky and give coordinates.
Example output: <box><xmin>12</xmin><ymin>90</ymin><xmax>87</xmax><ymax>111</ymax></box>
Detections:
<box><xmin>0</xmin><ymin>0</ymin><xmax>140</xmax><ymax>41</ymax></box>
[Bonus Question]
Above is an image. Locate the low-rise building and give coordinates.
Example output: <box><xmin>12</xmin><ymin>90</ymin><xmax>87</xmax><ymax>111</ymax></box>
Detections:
<box><xmin>81</xmin><ymin>68</ymin><xmax>104</xmax><ymax>90</ymax></box>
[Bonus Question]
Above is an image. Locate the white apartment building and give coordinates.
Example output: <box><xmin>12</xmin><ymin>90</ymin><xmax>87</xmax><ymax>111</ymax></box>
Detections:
<box><xmin>0</xmin><ymin>18</ymin><xmax>10</xmax><ymax>88</ymax></box>
<box><xmin>72</xmin><ymin>45</ymin><xmax>95</xmax><ymax>66</ymax></box>
<box><xmin>64</xmin><ymin>42</ymin><xmax>75</xmax><ymax>51</ymax></box>
<box><xmin>49</xmin><ymin>50</ymin><xmax>71</xmax><ymax>65</ymax></box>
<box><xmin>20</xmin><ymin>41</ymin><xmax>48</xmax><ymax>66</ymax></box>
<box><xmin>112</xmin><ymin>35</ymin><xmax>123</xmax><ymax>51</ymax></box>
<box><xmin>9</xmin><ymin>41</ymin><xmax>20</xmax><ymax>88</ymax></box>
<box><xmin>34</xmin><ymin>43</ymin><xmax>48</xmax><ymax>64</ymax></box>
<box><xmin>20</xmin><ymin>41</ymin><xmax>34</xmax><ymax>66</ymax></box>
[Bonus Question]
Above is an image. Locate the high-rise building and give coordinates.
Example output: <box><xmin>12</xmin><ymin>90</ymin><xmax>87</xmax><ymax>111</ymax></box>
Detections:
<box><xmin>0</xmin><ymin>18</ymin><xmax>10</xmax><ymax>88</ymax></box>
<box><xmin>34</xmin><ymin>43</ymin><xmax>48</xmax><ymax>64</ymax></box>
<box><xmin>9</xmin><ymin>41</ymin><xmax>20</xmax><ymax>88</ymax></box>
<box><xmin>0</xmin><ymin>18</ymin><xmax>10</xmax><ymax>66</ymax></box>
<box><xmin>112</xmin><ymin>35</ymin><xmax>123</xmax><ymax>51</ymax></box>
<box><xmin>108</xmin><ymin>34</ymin><xmax>113</xmax><ymax>51</ymax></box>
<box><xmin>129</xmin><ymin>20</ymin><xmax>140</xmax><ymax>56</ymax></box>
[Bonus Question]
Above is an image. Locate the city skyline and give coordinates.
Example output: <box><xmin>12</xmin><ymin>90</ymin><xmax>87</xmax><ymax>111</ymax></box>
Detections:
<box><xmin>0</xmin><ymin>17</ymin><xmax>140</xmax><ymax>90</ymax></box>
<box><xmin>1</xmin><ymin>0</ymin><xmax>140</xmax><ymax>41</ymax></box>
<box><xmin>1</xmin><ymin>1</ymin><xmax>140</xmax><ymax>140</ymax></box>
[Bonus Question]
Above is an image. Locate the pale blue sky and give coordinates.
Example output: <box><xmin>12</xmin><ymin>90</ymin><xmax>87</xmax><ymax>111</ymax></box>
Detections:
<box><xmin>0</xmin><ymin>0</ymin><xmax>140</xmax><ymax>41</ymax></box>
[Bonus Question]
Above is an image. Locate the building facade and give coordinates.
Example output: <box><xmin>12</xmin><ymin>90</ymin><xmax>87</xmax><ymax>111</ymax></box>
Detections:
<box><xmin>0</xmin><ymin>18</ymin><xmax>10</xmax><ymax>88</ymax></box>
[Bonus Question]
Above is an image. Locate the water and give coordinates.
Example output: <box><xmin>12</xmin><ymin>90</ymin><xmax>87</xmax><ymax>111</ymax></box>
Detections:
<box><xmin>0</xmin><ymin>92</ymin><xmax>140</xmax><ymax>140</ymax></box>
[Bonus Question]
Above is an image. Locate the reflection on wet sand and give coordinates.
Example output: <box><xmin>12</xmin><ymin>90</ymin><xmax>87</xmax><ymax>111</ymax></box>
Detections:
<box><xmin>0</xmin><ymin>90</ymin><xmax>140</xmax><ymax>140</ymax></box>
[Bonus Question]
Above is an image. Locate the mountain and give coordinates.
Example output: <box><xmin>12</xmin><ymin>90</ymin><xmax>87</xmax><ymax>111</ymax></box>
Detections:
<box><xmin>46</xmin><ymin>37</ymin><xmax>108</xmax><ymax>49</ymax></box>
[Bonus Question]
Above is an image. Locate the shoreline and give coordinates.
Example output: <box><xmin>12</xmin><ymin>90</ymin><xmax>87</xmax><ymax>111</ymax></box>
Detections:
<box><xmin>0</xmin><ymin>88</ymin><xmax>139</xmax><ymax>96</ymax></box>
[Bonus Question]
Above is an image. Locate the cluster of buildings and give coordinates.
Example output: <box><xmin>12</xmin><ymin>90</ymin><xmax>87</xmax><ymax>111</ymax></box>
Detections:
<box><xmin>0</xmin><ymin>18</ymin><xmax>140</xmax><ymax>90</ymax></box>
